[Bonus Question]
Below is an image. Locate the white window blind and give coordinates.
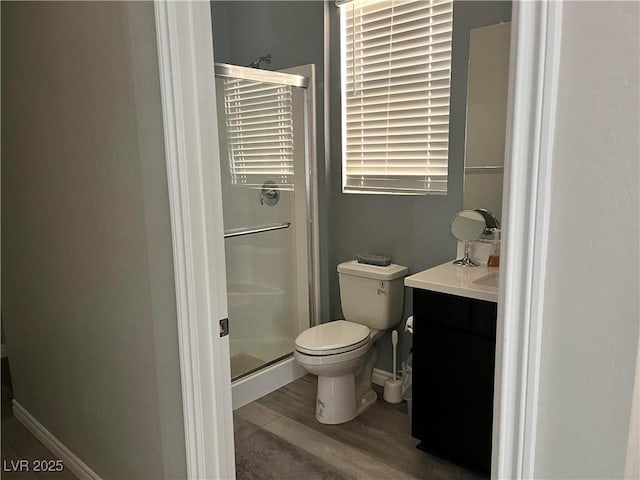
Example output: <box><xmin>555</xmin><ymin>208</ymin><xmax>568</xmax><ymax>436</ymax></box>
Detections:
<box><xmin>339</xmin><ymin>0</ymin><xmax>453</xmax><ymax>195</ymax></box>
<box><xmin>223</xmin><ymin>78</ymin><xmax>294</xmax><ymax>189</ymax></box>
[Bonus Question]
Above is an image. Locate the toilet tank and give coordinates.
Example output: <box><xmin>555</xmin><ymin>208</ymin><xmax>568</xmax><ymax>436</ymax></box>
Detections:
<box><xmin>337</xmin><ymin>260</ymin><xmax>408</xmax><ymax>330</ymax></box>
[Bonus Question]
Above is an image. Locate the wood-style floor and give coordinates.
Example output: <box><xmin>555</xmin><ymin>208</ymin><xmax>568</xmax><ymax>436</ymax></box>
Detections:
<box><xmin>234</xmin><ymin>375</ymin><xmax>484</xmax><ymax>480</ymax></box>
<box><xmin>1</xmin><ymin>374</ymin><xmax>482</xmax><ymax>480</ymax></box>
<box><xmin>1</xmin><ymin>385</ymin><xmax>78</xmax><ymax>480</ymax></box>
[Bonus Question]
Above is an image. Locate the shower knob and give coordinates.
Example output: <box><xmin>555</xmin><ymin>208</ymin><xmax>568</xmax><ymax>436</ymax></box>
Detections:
<box><xmin>260</xmin><ymin>181</ymin><xmax>280</xmax><ymax>206</ymax></box>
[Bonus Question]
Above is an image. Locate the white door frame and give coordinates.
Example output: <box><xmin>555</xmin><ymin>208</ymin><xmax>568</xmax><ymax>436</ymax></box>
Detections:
<box><xmin>154</xmin><ymin>2</ymin><xmax>236</xmax><ymax>479</ymax></box>
<box><xmin>154</xmin><ymin>1</ymin><xmax>565</xmax><ymax>479</ymax></box>
<box><xmin>492</xmin><ymin>1</ymin><xmax>563</xmax><ymax>478</ymax></box>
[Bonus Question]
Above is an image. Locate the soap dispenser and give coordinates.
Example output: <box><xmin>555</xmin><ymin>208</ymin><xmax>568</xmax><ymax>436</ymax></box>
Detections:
<box><xmin>488</xmin><ymin>230</ymin><xmax>501</xmax><ymax>267</ymax></box>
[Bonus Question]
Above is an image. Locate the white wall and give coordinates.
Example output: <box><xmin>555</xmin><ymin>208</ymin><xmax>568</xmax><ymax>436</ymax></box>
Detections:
<box><xmin>533</xmin><ymin>2</ymin><xmax>639</xmax><ymax>478</ymax></box>
<box><xmin>1</xmin><ymin>3</ymin><xmax>187</xmax><ymax>478</ymax></box>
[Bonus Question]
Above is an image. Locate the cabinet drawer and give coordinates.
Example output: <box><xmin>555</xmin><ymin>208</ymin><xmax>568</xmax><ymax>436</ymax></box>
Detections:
<box><xmin>414</xmin><ymin>289</ymin><xmax>496</xmax><ymax>339</ymax></box>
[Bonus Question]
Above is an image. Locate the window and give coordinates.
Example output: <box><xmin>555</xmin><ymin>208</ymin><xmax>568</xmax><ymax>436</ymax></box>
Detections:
<box><xmin>223</xmin><ymin>78</ymin><xmax>294</xmax><ymax>189</ymax></box>
<box><xmin>339</xmin><ymin>0</ymin><xmax>453</xmax><ymax>195</ymax></box>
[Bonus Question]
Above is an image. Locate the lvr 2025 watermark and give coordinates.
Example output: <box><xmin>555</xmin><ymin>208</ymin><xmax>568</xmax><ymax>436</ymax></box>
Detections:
<box><xmin>3</xmin><ymin>459</ymin><xmax>64</xmax><ymax>472</ymax></box>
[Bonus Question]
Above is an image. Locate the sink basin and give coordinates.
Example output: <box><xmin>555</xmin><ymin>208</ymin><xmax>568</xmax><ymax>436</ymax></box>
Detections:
<box><xmin>473</xmin><ymin>272</ymin><xmax>498</xmax><ymax>288</ymax></box>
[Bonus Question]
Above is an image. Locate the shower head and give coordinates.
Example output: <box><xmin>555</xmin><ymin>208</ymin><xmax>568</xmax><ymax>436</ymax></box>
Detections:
<box><xmin>247</xmin><ymin>54</ymin><xmax>272</xmax><ymax>69</ymax></box>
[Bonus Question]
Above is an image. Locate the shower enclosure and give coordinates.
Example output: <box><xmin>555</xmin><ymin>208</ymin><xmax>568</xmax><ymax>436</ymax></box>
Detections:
<box><xmin>214</xmin><ymin>63</ymin><xmax>318</xmax><ymax>386</ymax></box>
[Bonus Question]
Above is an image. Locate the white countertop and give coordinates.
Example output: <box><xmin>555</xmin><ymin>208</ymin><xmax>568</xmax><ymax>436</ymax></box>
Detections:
<box><xmin>404</xmin><ymin>261</ymin><xmax>499</xmax><ymax>303</ymax></box>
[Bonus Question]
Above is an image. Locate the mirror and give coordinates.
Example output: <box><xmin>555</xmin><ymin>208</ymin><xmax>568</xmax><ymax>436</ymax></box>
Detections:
<box><xmin>463</xmin><ymin>21</ymin><xmax>511</xmax><ymax>223</ymax></box>
<box><xmin>450</xmin><ymin>210</ymin><xmax>487</xmax><ymax>267</ymax></box>
<box><xmin>450</xmin><ymin>210</ymin><xmax>486</xmax><ymax>242</ymax></box>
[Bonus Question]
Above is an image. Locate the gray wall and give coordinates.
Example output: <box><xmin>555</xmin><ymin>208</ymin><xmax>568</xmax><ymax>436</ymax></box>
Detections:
<box><xmin>1</xmin><ymin>2</ymin><xmax>187</xmax><ymax>478</ymax></box>
<box><xmin>329</xmin><ymin>2</ymin><xmax>512</xmax><ymax>371</ymax></box>
<box><xmin>211</xmin><ymin>1</ymin><xmax>324</xmax><ymax>71</ymax></box>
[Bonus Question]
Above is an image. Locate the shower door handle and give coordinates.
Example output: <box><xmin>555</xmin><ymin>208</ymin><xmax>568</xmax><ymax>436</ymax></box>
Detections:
<box><xmin>219</xmin><ymin>318</ymin><xmax>229</xmax><ymax>337</ymax></box>
<box><xmin>223</xmin><ymin>222</ymin><xmax>291</xmax><ymax>238</ymax></box>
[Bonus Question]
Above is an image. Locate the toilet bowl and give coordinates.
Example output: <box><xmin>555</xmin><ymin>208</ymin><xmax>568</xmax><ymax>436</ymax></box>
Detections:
<box><xmin>294</xmin><ymin>260</ymin><xmax>408</xmax><ymax>424</ymax></box>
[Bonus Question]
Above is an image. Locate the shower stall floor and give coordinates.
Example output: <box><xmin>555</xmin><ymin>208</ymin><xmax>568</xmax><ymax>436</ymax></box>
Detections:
<box><xmin>230</xmin><ymin>337</ymin><xmax>294</xmax><ymax>380</ymax></box>
<box><xmin>230</xmin><ymin>352</ymin><xmax>265</xmax><ymax>379</ymax></box>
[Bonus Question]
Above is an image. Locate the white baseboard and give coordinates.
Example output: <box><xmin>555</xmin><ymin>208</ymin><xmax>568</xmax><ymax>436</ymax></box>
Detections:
<box><xmin>12</xmin><ymin>401</ymin><xmax>101</xmax><ymax>480</ymax></box>
<box><xmin>232</xmin><ymin>356</ymin><xmax>306</xmax><ymax>410</ymax></box>
<box><xmin>372</xmin><ymin>368</ymin><xmax>394</xmax><ymax>387</ymax></box>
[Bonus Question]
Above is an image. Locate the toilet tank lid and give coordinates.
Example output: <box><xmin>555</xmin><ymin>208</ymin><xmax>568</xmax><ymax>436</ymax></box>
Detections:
<box><xmin>337</xmin><ymin>260</ymin><xmax>408</xmax><ymax>280</ymax></box>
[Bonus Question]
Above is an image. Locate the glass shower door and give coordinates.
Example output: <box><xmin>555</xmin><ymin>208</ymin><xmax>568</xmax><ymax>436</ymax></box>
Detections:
<box><xmin>215</xmin><ymin>65</ymin><xmax>311</xmax><ymax>380</ymax></box>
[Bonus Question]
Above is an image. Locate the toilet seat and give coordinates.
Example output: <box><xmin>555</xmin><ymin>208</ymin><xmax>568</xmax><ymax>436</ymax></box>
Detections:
<box><xmin>294</xmin><ymin>341</ymin><xmax>370</xmax><ymax>367</ymax></box>
<box><xmin>295</xmin><ymin>320</ymin><xmax>370</xmax><ymax>356</ymax></box>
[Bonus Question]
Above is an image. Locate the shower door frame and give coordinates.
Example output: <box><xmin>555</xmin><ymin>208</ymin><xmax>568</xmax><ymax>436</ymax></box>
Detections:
<box><xmin>215</xmin><ymin>61</ymin><xmax>321</xmax><ymax>341</ymax></box>
<box><xmin>216</xmin><ymin>61</ymin><xmax>322</xmax><ymax>405</ymax></box>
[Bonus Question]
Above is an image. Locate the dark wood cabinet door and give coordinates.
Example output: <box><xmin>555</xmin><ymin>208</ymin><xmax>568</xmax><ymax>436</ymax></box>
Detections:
<box><xmin>412</xmin><ymin>289</ymin><xmax>497</xmax><ymax>476</ymax></box>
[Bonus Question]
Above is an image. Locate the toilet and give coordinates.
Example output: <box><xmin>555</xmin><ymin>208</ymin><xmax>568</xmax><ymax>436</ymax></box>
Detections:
<box><xmin>294</xmin><ymin>260</ymin><xmax>408</xmax><ymax>424</ymax></box>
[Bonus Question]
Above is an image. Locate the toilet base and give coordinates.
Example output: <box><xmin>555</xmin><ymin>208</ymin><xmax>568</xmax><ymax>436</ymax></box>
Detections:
<box><xmin>314</xmin><ymin>347</ymin><xmax>378</xmax><ymax>424</ymax></box>
<box><xmin>315</xmin><ymin>375</ymin><xmax>378</xmax><ymax>424</ymax></box>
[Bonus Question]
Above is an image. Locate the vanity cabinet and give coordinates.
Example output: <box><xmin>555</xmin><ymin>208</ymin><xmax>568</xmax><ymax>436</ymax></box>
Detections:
<box><xmin>411</xmin><ymin>288</ymin><xmax>497</xmax><ymax>476</ymax></box>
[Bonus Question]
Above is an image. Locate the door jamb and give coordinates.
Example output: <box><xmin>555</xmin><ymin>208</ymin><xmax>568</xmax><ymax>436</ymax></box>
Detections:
<box><xmin>154</xmin><ymin>2</ymin><xmax>236</xmax><ymax>479</ymax></box>
<box><xmin>153</xmin><ymin>0</ymin><xmax>566</xmax><ymax>478</ymax></box>
<box><xmin>492</xmin><ymin>1</ymin><xmax>563</xmax><ymax>478</ymax></box>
